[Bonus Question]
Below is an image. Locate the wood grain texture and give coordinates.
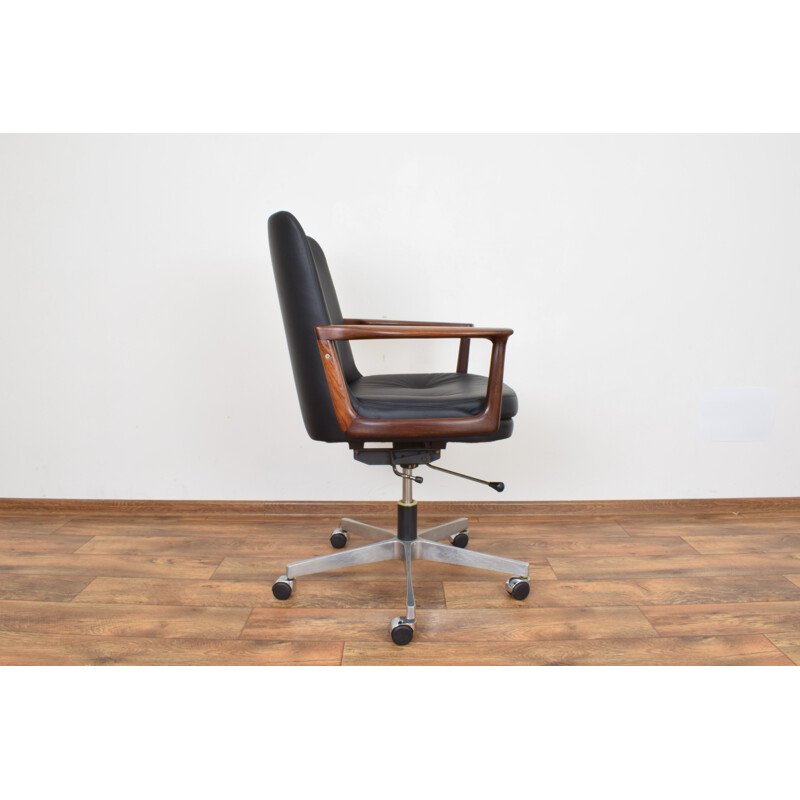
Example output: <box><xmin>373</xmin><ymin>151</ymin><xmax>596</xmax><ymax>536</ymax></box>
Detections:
<box><xmin>0</xmin><ymin>553</ymin><xmax>220</xmax><ymax>578</ymax></box>
<box><xmin>464</xmin><ymin>519</ymin><xmax>630</xmax><ymax>537</ymax></box>
<box><xmin>73</xmin><ymin>534</ymin><xmax>327</xmax><ymax>558</ymax></box>
<box><xmin>75</xmin><ymin>577</ymin><xmax>446</xmax><ymax>609</ymax></box>
<box><xmin>53</xmin><ymin>517</ymin><xmax>282</xmax><ymax>537</ymax></box>
<box><xmin>681</xmin><ymin>534</ymin><xmax>800</xmax><ymax>554</ymax></box>
<box><xmin>3</xmin><ymin>497</ymin><xmax>800</xmax><ymax>517</ymax></box>
<box><xmin>766</xmin><ymin>633</ymin><xmax>800</xmax><ymax>665</ymax></box>
<box><xmin>0</xmin><ymin>517</ymin><xmax>71</xmax><ymax>533</ymax></box>
<box><xmin>0</xmin><ymin>600</ymin><xmax>250</xmax><ymax>638</ymax></box>
<box><xmin>641</xmin><ymin>601</ymin><xmax>800</xmax><ymax>636</ymax></box>
<box><xmin>443</xmin><ymin>575</ymin><xmax>800</xmax><ymax>608</ymax></box>
<box><xmin>318</xmin><ymin>324</ymin><xmax>511</xmax><ymax>341</ymax></box>
<box><xmin>0</xmin><ymin>632</ymin><xmax>341</xmax><ymax>666</ymax></box>
<box><xmin>785</xmin><ymin>574</ymin><xmax>800</xmax><ymax>589</ymax></box>
<box><xmin>0</xmin><ymin>575</ymin><xmax>93</xmax><ymax>602</ymax></box>
<box><xmin>466</xmin><ymin>514</ymin><xmax>631</xmax><ymax>541</ymax></box>
<box><xmin>342</xmin><ymin>635</ymin><xmax>792</xmax><ymax>666</ymax></box>
<box><xmin>2</xmin><ymin>505</ymin><xmax>800</xmax><ymax>665</ymax></box>
<box><xmin>548</xmin><ymin>553</ymin><xmax>800</xmax><ymax>580</ymax></box>
<box><xmin>241</xmin><ymin>607</ymin><xmax>657</xmax><ymax>642</ymax></box>
<box><xmin>467</xmin><ymin>535</ymin><xmax>695</xmax><ymax>557</ymax></box>
<box><xmin>619</xmin><ymin>516</ymin><xmax>800</xmax><ymax>537</ymax></box>
<box><xmin>0</xmin><ymin>534</ymin><xmax>92</xmax><ymax>553</ymax></box>
<box><xmin>341</xmin><ymin>318</ymin><xmax>471</xmax><ymax>327</ymax></box>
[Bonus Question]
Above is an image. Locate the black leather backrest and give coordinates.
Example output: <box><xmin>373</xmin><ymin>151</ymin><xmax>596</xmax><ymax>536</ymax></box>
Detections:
<box><xmin>268</xmin><ymin>211</ymin><xmax>358</xmax><ymax>442</ymax></box>
<box><xmin>307</xmin><ymin>236</ymin><xmax>360</xmax><ymax>384</ymax></box>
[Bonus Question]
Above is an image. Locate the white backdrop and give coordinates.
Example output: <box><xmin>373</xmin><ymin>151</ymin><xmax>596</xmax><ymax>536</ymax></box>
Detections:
<box><xmin>1</xmin><ymin>134</ymin><xmax>798</xmax><ymax>501</ymax></box>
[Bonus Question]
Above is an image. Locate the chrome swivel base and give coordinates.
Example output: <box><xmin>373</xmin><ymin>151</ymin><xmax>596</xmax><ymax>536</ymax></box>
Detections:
<box><xmin>272</xmin><ymin>469</ymin><xmax>531</xmax><ymax>645</ymax></box>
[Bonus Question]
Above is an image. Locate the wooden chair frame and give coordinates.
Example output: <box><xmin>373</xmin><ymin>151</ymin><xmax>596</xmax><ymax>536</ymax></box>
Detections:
<box><xmin>316</xmin><ymin>321</ymin><xmax>513</xmax><ymax>440</ymax></box>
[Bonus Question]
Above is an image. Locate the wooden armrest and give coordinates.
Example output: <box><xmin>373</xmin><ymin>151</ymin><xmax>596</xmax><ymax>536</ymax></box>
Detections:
<box><xmin>317</xmin><ymin>324</ymin><xmax>511</xmax><ymax>341</ymax></box>
<box><xmin>342</xmin><ymin>318</ymin><xmax>472</xmax><ymax>327</ymax></box>
<box><xmin>315</xmin><ymin>324</ymin><xmax>513</xmax><ymax>440</ymax></box>
<box><xmin>340</xmin><ymin>319</ymin><xmax>475</xmax><ymax>371</ymax></box>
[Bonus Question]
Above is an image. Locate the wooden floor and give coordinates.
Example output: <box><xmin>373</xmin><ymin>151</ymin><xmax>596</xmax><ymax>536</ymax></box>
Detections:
<box><xmin>1</xmin><ymin>508</ymin><xmax>799</xmax><ymax>665</ymax></box>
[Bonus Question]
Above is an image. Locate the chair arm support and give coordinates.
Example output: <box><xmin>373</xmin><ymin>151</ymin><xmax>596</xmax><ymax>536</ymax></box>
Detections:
<box><xmin>342</xmin><ymin>318</ymin><xmax>472</xmax><ymax>327</ymax></box>
<box><xmin>317</xmin><ymin>324</ymin><xmax>511</xmax><ymax>341</ymax></box>
<box><xmin>339</xmin><ymin>320</ymin><xmax>478</xmax><ymax>372</ymax></box>
<box><xmin>315</xmin><ymin>324</ymin><xmax>512</xmax><ymax>439</ymax></box>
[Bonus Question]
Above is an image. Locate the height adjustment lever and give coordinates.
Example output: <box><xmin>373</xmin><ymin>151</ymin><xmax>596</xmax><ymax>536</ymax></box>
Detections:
<box><xmin>392</xmin><ymin>465</ymin><xmax>423</xmax><ymax>483</ymax></box>
<box><xmin>426</xmin><ymin>463</ymin><xmax>505</xmax><ymax>492</ymax></box>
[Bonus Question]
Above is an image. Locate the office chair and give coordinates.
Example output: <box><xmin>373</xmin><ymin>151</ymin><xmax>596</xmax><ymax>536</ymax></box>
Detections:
<box><xmin>268</xmin><ymin>211</ymin><xmax>529</xmax><ymax>645</ymax></box>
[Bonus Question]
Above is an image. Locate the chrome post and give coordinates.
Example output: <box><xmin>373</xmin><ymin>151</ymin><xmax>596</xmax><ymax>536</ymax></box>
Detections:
<box><xmin>401</xmin><ymin>465</ymin><xmax>414</xmax><ymax>504</ymax></box>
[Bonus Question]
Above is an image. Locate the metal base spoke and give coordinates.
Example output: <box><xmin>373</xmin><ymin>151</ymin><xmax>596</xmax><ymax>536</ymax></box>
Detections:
<box><xmin>339</xmin><ymin>517</ymin><xmax>395</xmax><ymax>540</ymax></box>
<box><xmin>278</xmin><ymin>510</ymin><xmax>530</xmax><ymax>643</ymax></box>
<box><xmin>283</xmin><ymin>525</ymin><xmax>528</xmax><ymax>581</ymax></box>
<box><xmin>414</xmin><ymin>538</ymin><xmax>529</xmax><ymax>578</ymax></box>
<box><xmin>419</xmin><ymin>516</ymin><xmax>469</xmax><ymax>541</ymax></box>
<box><xmin>286</xmin><ymin>538</ymin><xmax>400</xmax><ymax>578</ymax></box>
<box><xmin>402</xmin><ymin>542</ymin><xmax>416</xmax><ymax>623</ymax></box>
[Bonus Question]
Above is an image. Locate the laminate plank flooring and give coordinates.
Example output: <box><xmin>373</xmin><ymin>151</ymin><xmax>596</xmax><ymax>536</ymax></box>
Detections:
<box><xmin>74</xmin><ymin>534</ymin><xmax>330</xmax><ymax>558</ymax></box>
<box><xmin>0</xmin><ymin>631</ymin><xmax>341</xmax><ymax>665</ymax></box>
<box><xmin>1</xmin><ymin>508</ymin><xmax>799</xmax><ymax>665</ymax></box>
<box><xmin>74</xmin><ymin>577</ymin><xmax>447</xmax><ymax>609</ymax></box>
<box><xmin>0</xmin><ymin>575</ymin><xmax>93</xmax><ymax>602</ymax></box>
<box><xmin>0</xmin><ymin>600</ymin><xmax>250</xmax><ymax>639</ymax></box>
<box><xmin>0</xmin><ymin>553</ymin><xmax>220</xmax><ymax>578</ymax></box>
<box><xmin>0</xmin><ymin>517</ymin><xmax>71</xmax><ymax>535</ymax></box>
<box><xmin>466</xmin><ymin>536</ymin><xmax>696</xmax><ymax>557</ymax></box>
<box><xmin>766</xmin><ymin>633</ymin><xmax>800</xmax><ymax>664</ymax></box>
<box><xmin>548</xmin><ymin>553</ymin><xmax>800</xmax><ymax>580</ymax></box>
<box><xmin>641</xmin><ymin>601</ymin><xmax>800</xmax><ymax>636</ymax></box>
<box><xmin>0</xmin><ymin>534</ymin><xmax>92</xmax><ymax>554</ymax></box>
<box><xmin>341</xmin><ymin>635</ymin><xmax>792</xmax><ymax>665</ymax></box>
<box><xmin>240</xmin><ymin>606</ymin><xmax>657</xmax><ymax>642</ymax></box>
<box><xmin>443</xmin><ymin>575</ymin><xmax>800</xmax><ymax>608</ymax></box>
<box><xmin>681</xmin><ymin>534</ymin><xmax>800</xmax><ymax>554</ymax></box>
<box><xmin>617</xmin><ymin>515</ymin><xmax>800</xmax><ymax>537</ymax></box>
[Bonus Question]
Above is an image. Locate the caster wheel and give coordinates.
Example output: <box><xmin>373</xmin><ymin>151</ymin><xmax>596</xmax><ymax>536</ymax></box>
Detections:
<box><xmin>330</xmin><ymin>529</ymin><xmax>349</xmax><ymax>549</ymax></box>
<box><xmin>389</xmin><ymin>616</ymin><xmax>415</xmax><ymax>646</ymax></box>
<box><xmin>505</xmin><ymin>576</ymin><xmax>530</xmax><ymax>601</ymax></box>
<box><xmin>272</xmin><ymin>575</ymin><xmax>295</xmax><ymax>600</ymax></box>
<box><xmin>449</xmin><ymin>530</ymin><xmax>469</xmax><ymax>548</ymax></box>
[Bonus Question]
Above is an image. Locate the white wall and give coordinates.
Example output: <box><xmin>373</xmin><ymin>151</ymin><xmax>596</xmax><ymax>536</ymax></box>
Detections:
<box><xmin>1</xmin><ymin>134</ymin><xmax>798</xmax><ymax>501</ymax></box>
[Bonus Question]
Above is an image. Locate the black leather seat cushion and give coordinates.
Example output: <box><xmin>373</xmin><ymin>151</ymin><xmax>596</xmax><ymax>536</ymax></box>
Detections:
<box><xmin>347</xmin><ymin>373</ymin><xmax>518</xmax><ymax>420</ymax></box>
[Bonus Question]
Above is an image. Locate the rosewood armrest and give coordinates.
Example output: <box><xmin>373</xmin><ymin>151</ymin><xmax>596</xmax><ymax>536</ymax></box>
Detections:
<box><xmin>342</xmin><ymin>318</ymin><xmax>474</xmax><ymax>372</ymax></box>
<box><xmin>342</xmin><ymin>318</ymin><xmax>471</xmax><ymax>326</ymax></box>
<box><xmin>316</xmin><ymin>324</ymin><xmax>513</xmax><ymax>440</ymax></box>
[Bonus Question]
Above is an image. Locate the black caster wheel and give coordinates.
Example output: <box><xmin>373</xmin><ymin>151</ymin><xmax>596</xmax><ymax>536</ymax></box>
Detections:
<box><xmin>449</xmin><ymin>530</ymin><xmax>469</xmax><ymax>548</ymax></box>
<box><xmin>272</xmin><ymin>575</ymin><xmax>295</xmax><ymax>600</ymax></box>
<box><xmin>389</xmin><ymin>616</ymin><xmax>415</xmax><ymax>646</ymax></box>
<box><xmin>505</xmin><ymin>576</ymin><xmax>530</xmax><ymax>601</ymax></box>
<box><xmin>330</xmin><ymin>528</ymin><xmax>349</xmax><ymax>549</ymax></box>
